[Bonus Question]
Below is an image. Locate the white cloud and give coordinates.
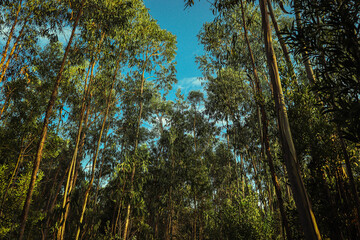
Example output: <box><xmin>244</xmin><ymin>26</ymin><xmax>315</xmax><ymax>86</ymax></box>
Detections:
<box><xmin>174</xmin><ymin>76</ymin><xmax>205</xmax><ymax>95</ymax></box>
<box><xmin>181</xmin><ymin>77</ymin><xmax>202</xmax><ymax>87</ymax></box>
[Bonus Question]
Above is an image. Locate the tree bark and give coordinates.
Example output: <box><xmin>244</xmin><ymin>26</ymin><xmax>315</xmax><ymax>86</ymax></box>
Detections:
<box><xmin>293</xmin><ymin>0</ymin><xmax>316</xmax><ymax>85</ymax></box>
<box><xmin>259</xmin><ymin>0</ymin><xmax>321</xmax><ymax>239</ymax></box>
<box><xmin>0</xmin><ymin>0</ymin><xmax>22</xmax><ymax>76</ymax></box>
<box><xmin>18</xmin><ymin>1</ymin><xmax>85</xmax><ymax>239</ymax></box>
<box><xmin>123</xmin><ymin>62</ymin><xmax>146</xmax><ymax>240</ymax></box>
<box><xmin>339</xmin><ymin>132</ymin><xmax>360</xmax><ymax>230</ymax></box>
<box><xmin>56</xmin><ymin>31</ymin><xmax>106</xmax><ymax>240</ymax></box>
<box><xmin>267</xmin><ymin>0</ymin><xmax>297</xmax><ymax>83</ymax></box>
<box><xmin>42</xmin><ymin>164</ymin><xmax>70</xmax><ymax>240</ymax></box>
<box><xmin>0</xmin><ymin>16</ymin><xmax>28</xmax><ymax>83</ymax></box>
<box><xmin>0</xmin><ymin>138</ymin><xmax>25</xmax><ymax>215</ymax></box>
<box><xmin>75</xmin><ymin>54</ymin><xmax>120</xmax><ymax>240</ymax></box>
<box><xmin>239</xmin><ymin>0</ymin><xmax>292</xmax><ymax>238</ymax></box>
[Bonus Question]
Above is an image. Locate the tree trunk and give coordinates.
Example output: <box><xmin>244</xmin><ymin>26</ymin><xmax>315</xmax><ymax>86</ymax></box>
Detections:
<box><xmin>267</xmin><ymin>0</ymin><xmax>296</xmax><ymax>83</ymax></box>
<box><xmin>250</xmin><ymin>155</ymin><xmax>267</xmax><ymax>214</ymax></box>
<box><xmin>293</xmin><ymin>0</ymin><xmax>316</xmax><ymax>85</ymax></box>
<box><xmin>0</xmin><ymin>139</ymin><xmax>25</xmax><ymax>214</ymax></box>
<box><xmin>0</xmin><ymin>0</ymin><xmax>22</xmax><ymax>76</ymax></box>
<box><xmin>123</xmin><ymin>166</ymin><xmax>135</xmax><ymax>240</ymax></box>
<box><xmin>75</xmin><ymin>55</ymin><xmax>120</xmax><ymax>240</ymax></box>
<box><xmin>114</xmin><ymin>176</ymin><xmax>128</xmax><ymax>237</ymax></box>
<box><xmin>56</xmin><ymin>31</ymin><xmax>106</xmax><ymax>240</ymax></box>
<box><xmin>338</xmin><ymin>132</ymin><xmax>360</xmax><ymax>231</ymax></box>
<box><xmin>93</xmin><ymin>123</ymin><xmax>111</xmax><ymax>209</ymax></box>
<box><xmin>18</xmin><ymin>1</ymin><xmax>85</xmax><ymax>239</ymax></box>
<box><xmin>0</xmin><ymin>16</ymin><xmax>28</xmax><ymax>83</ymax></box>
<box><xmin>239</xmin><ymin>0</ymin><xmax>292</xmax><ymax>237</ymax></box>
<box><xmin>259</xmin><ymin>1</ymin><xmax>321</xmax><ymax>239</ymax></box>
<box><xmin>123</xmin><ymin>65</ymin><xmax>146</xmax><ymax>240</ymax></box>
<box><xmin>42</xmin><ymin>164</ymin><xmax>70</xmax><ymax>240</ymax></box>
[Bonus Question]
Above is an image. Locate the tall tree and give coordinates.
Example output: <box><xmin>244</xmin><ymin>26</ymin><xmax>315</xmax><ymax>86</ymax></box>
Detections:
<box><xmin>18</xmin><ymin>1</ymin><xmax>86</xmax><ymax>239</ymax></box>
<box><xmin>258</xmin><ymin>0</ymin><xmax>321</xmax><ymax>239</ymax></box>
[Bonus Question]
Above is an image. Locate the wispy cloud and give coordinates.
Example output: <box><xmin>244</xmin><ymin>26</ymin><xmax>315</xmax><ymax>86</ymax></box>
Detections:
<box><xmin>174</xmin><ymin>76</ymin><xmax>205</xmax><ymax>95</ymax></box>
<box><xmin>181</xmin><ymin>77</ymin><xmax>203</xmax><ymax>87</ymax></box>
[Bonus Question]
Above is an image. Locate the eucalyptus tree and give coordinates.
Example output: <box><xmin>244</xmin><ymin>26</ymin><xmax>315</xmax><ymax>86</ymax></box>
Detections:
<box><xmin>55</xmin><ymin>1</ymin><xmax>137</xmax><ymax>239</ymax></box>
<box><xmin>119</xmin><ymin>8</ymin><xmax>177</xmax><ymax>239</ymax></box>
<box><xmin>0</xmin><ymin>0</ymin><xmax>67</xmax><ymax>120</ymax></box>
<box><xmin>196</xmin><ymin>2</ymin><xmax>268</xmax><ymax>209</ymax></box>
<box><xmin>0</xmin><ymin>0</ymin><xmax>68</xmax><ymax>83</ymax></box>
<box><xmin>258</xmin><ymin>0</ymin><xmax>321</xmax><ymax>238</ymax></box>
<box><xmin>0</xmin><ymin>39</ymin><xmax>71</xmax><ymax>239</ymax></box>
<box><xmin>152</xmin><ymin>90</ymin><xmax>216</xmax><ymax>240</ymax></box>
<box><xmin>236</xmin><ymin>1</ymin><xmax>292</xmax><ymax>237</ymax></box>
<box><xmin>74</xmin><ymin>60</ymin><xmax>121</xmax><ymax>240</ymax></box>
<box><xmin>18</xmin><ymin>1</ymin><xmax>87</xmax><ymax>238</ymax></box>
<box><xmin>289</xmin><ymin>0</ymin><xmax>360</xmax><ymax>236</ymax></box>
<box><xmin>190</xmin><ymin>0</ymin><xmax>322</xmax><ymax>238</ymax></box>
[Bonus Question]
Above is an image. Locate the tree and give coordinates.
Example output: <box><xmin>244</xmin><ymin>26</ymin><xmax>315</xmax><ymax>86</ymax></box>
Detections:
<box><xmin>18</xmin><ymin>1</ymin><xmax>86</xmax><ymax>239</ymax></box>
<box><xmin>258</xmin><ymin>0</ymin><xmax>321</xmax><ymax>239</ymax></box>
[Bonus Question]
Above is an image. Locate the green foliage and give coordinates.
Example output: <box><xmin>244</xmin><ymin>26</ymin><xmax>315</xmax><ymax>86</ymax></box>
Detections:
<box><xmin>288</xmin><ymin>0</ymin><xmax>360</xmax><ymax>145</ymax></box>
<box><xmin>0</xmin><ymin>162</ymin><xmax>44</xmax><ymax>238</ymax></box>
<box><xmin>0</xmin><ymin>0</ymin><xmax>359</xmax><ymax>239</ymax></box>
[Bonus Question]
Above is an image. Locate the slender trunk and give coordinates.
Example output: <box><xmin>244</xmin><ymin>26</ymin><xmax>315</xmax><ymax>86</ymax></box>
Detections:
<box><xmin>267</xmin><ymin>0</ymin><xmax>296</xmax><ymax>83</ymax></box>
<box><xmin>42</xmin><ymin>164</ymin><xmax>70</xmax><ymax>240</ymax></box>
<box><xmin>170</xmin><ymin>136</ymin><xmax>176</xmax><ymax>239</ymax></box>
<box><xmin>112</xmin><ymin>143</ymin><xmax>127</xmax><ymax>236</ymax></box>
<box><xmin>259</xmin><ymin>1</ymin><xmax>321</xmax><ymax>239</ymax></box>
<box><xmin>239</xmin><ymin>0</ymin><xmax>292</xmax><ymax>237</ymax></box>
<box><xmin>240</xmin><ymin>154</ymin><xmax>245</xmax><ymax>195</ymax></box>
<box><xmin>250</xmin><ymin>155</ymin><xmax>267</xmax><ymax>214</ymax></box>
<box><xmin>56</xmin><ymin>32</ymin><xmax>106</xmax><ymax>240</ymax></box>
<box><xmin>114</xmin><ymin>177</ymin><xmax>127</xmax><ymax>237</ymax></box>
<box><xmin>75</xmin><ymin>55</ymin><xmax>120</xmax><ymax>240</ymax></box>
<box><xmin>73</xmin><ymin>99</ymin><xmax>91</xmax><ymax>188</ymax></box>
<box><xmin>115</xmin><ymin>200</ymin><xmax>123</xmax><ymax>236</ymax></box>
<box><xmin>123</xmin><ymin>67</ymin><xmax>146</xmax><ymax>240</ymax></box>
<box><xmin>44</xmin><ymin>166</ymin><xmax>61</xmax><ymax>212</ymax></box>
<box><xmin>268</xmin><ymin>181</ymin><xmax>274</xmax><ymax>212</ymax></box>
<box><xmin>75</xmin><ymin>103</ymin><xmax>108</xmax><ymax>240</ymax></box>
<box><xmin>0</xmin><ymin>141</ymin><xmax>24</xmax><ymax>214</ymax></box>
<box><xmin>193</xmin><ymin>194</ymin><xmax>197</xmax><ymax>240</ymax></box>
<box><xmin>93</xmin><ymin>123</ymin><xmax>110</xmax><ymax>209</ymax></box>
<box><xmin>18</xmin><ymin>2</ymin><xmax>85</xmax><ymax>239</ymax></box>
<box><xmin>0</xmin><ymin>86</ymin><xmax>16</xmax><ymax>119</ymax></box>
<box><xmin>293</xmin><ymin>0</ymin><xmax>316</xmax><ymax>85</ymax></box>
<box><xmin>0</xmin><ymin>17</ymin><xmax>28</xmax><ymax>83</ymax></box>
<box><xmin>0</xmin><ymin>0</ymin><xmax>22</xmax><ymax>74</ymax></box>
<box><xmin>193</xmin><ymin>107</ymin><xmax>197</xmax><ymax>152</ymax></box>
<box><xmin>123</xmin><ymin>166</ymin><xmax>135</xmax><ymax>240</ymax></box>
<box><xmin>339</xmin><ymin>132</ymin><xmax>360</xmax><ymax>228</ymax></box>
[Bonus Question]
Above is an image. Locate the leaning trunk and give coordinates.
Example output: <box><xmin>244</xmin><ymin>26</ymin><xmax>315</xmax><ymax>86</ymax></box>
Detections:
<box><xmin>267</xmin><ymin>0</ymin><xmax>296</xmax><ymax>83</ymax></box>
<box><xmin>239</xmin><ymin>0</ymin><xmax>292</xmax><ymax>238</ymax></box>
<box><xmin>0</xmin><ymin>0</ymin><xmax>22</xmax><ymax>74</ymax></box>
<box><xmin>75</xmin><ymin>55</ymin><xmax>120</xmax><ymax>240</ymax></box>
<box><xmin>0</xmin><ymin>17</ymin><xmax>28</xmax><ymax>83</ymax></box>
<box><xmin>293</xmin><ymin>0</ymin><xmax>316</xmax><ymax>85</ymax></box>
<box><xmin>259</xmin><ymin>0</ymin><xmax>321</xmax><ymax>239</ymax></box>
<box><xmin>56</xmin><ymin>31</ymin><xmax>106</xmax><ymax>240</ymax></box>
<box><xmin>123</xmin><ymin>67</ymin><xmax>146</xmax><ymax>240</ymax></box>
<box><xmin>18</xmin><ymin>1</ymin><xmax>85</xmax><ymax>239</ymax></box>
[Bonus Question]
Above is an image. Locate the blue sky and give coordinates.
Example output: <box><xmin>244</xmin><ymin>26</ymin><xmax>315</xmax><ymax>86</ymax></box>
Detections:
<box><xmin>143</xmin><ymin>0</ymin><xmax>214</xmax><ymax>96</ymax></box>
